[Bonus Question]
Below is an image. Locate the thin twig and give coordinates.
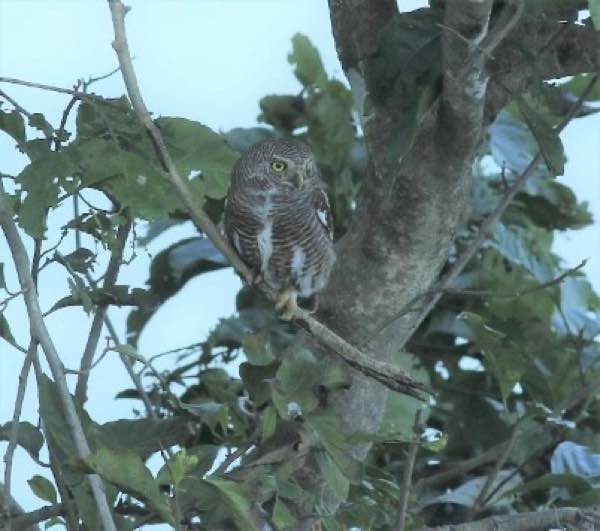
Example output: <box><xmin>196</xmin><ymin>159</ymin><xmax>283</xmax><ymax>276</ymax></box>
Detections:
<box><xmin>106</xmin><ymin>0</ymin><xmax>429</xmax><ymax>399</ymax></box>
<box><xmin>0</xmin><ymin>89</ymin><xmax>32</xmax><ymax>117</ymax></box>
<box><xmin>0</xmin><ymin>76</ymin><xmax>102</xmax><ymax>100</ymax></box>
<box><xmin>75</xmin><ymin>216</ymin><xmax>132</xmax><ymax>405</ymax></box>
<box><xmin>444</xmin><ymin>259</ymin><xmax>587</xmax><ymax>299</ymax></box>
<box><xmin>376</xmin><ymin>73</ymin><xmax>600</xmax><ymax>349</ymax></box>
<box><xmin>466</xmin><ymin>422</ymin><xmax>521</xmax><ymax>520</ymax></box>
<box><xmin>213</xmin><ymin>444</ymin><xmax>252</xmax><ymax>476</ymax></box>
<box><xmin>396</xmin><ymin>409</ymin><xmax>423</xmax><ymax>531</ymax></box>
<box><xmin>0</xmin><ymin>503</ymin><xmax>64</xmax><ymax>530</ymax></box>
<box><xmin>2</xmin><ymin>348</ymin><xmax>34</xmax><ymax>528</ymax></box>
<box><xmin>0</xmin><ymin>191</ymin><xmax>117</xmax><ymax>531</ymax></box>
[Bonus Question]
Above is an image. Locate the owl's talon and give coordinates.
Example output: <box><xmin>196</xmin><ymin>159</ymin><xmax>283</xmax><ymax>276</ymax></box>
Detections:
<box><xmin>246</xmin><ymin>270</ymin><xmax>263</xmax><ymax>287</ymax></box>
<box><xmin>275</xmin><ymin>290</ymin><xmax>299</xmax><ymax>321</ymax></box>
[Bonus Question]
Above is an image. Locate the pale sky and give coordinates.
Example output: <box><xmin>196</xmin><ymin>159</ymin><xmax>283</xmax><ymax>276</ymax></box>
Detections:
<box><xmin>0</xmin><ymin>1</ymin><xmax>598</xmax><ymax>527</ymax></box>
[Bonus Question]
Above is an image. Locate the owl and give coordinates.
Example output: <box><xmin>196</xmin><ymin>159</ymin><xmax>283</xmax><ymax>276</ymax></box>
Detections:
<box><xmin>224</xmin><ymin>138</ymin><xmax>335</xmax><ymax>319</ymax></box>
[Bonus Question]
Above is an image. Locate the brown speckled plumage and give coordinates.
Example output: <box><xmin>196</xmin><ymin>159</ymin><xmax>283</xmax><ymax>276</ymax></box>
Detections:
<box><xmin>224</xmin><ymin>139</ymin><xmax>335</xmax><ymax>309</ymax></box>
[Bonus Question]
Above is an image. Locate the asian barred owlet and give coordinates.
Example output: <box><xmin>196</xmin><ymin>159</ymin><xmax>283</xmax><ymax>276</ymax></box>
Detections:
<box><xmin>224</xmin><ymin>138</ymin><xmax>335</xmax><ymax>319</ymax></box>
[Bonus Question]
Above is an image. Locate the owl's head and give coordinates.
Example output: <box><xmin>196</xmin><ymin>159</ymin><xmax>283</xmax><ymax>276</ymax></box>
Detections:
<box><xmin>232</xmin><ymin>138</ymin><xmax>319</xmax><ymax>191</ymax></box>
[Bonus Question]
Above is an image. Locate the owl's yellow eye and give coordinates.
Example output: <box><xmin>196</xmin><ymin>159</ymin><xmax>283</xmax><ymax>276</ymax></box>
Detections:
<box><xmin>270</xmin><ymin>160</ymin><xmax>287</xmax><ymax>172</ymax></box>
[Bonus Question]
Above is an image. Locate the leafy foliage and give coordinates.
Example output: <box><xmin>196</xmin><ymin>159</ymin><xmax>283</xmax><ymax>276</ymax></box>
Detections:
<box><xmin>1</xmin><ymin>7</ymin><xmax>599</xmax><ymax>531</ymax></box>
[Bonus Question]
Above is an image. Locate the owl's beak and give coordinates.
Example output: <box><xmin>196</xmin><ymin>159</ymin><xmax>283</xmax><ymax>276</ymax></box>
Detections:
<box><xmin>291</xmin><ymin>170</ymin><xmax>305</xmax><ymax>190</ymax></box>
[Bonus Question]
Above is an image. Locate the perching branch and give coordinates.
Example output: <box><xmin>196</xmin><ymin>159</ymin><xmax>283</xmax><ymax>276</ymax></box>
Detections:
<box><xmin>426</xmin><ymin>507</ymin><xmax>600</xmax><ymax>531</ymax></box>
<box><xmin>106</xmin><ymin>0</ymin><xmax>429</xmax><ymax>399</ymax></box>
<box><xmin>0</xmin><ymin>192</ymin><xmax>117</xmax><ymax>531</ymax></box>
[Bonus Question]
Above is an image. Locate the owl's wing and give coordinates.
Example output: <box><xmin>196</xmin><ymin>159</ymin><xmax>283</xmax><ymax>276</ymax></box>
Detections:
<box><xmin>313</xmin><ymin>188</ymin><xmax>334</xmax><ymax>241</ymax></box>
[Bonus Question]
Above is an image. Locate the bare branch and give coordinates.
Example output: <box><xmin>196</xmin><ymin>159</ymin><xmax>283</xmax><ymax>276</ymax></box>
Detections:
<box><xmin>0</xmin><ymin>192</ymin><xmax>117</xmax><ymax>531</ymax></box>
<box><xmin>0</xmin><ymin>503</ymin><xmax>63</xmax><ymax>530</ymax></box>
<box><xmin>2</xmin><ymin>345</ymin><xmax>34</xmax><ymax>527</ymax></box>
<box><xmin>106</xmin><ymin>0</ymin><xmax>429</xmax><ymax>399</ymax></box>
<box><xmin>426</xmin><ymin>507</ymin><xmax>600</xmax><ymax>531</ymax></box>
<box><xmin>75</xmin><ymin>216</ymin><xmax>132</xmax><ymax>405</ymax></box>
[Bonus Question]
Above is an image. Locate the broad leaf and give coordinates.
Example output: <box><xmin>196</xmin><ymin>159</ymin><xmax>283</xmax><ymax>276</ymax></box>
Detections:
<box><xmin>28</xmin><ymin>475</ymin><xmax>57</xmax><ymax>504</ymax></box>
<box><xmin>86</xmin><ymin>447</ymin><xmax>174</xmax><ymax>524</ymax></box>
<box><xmin>0</xmin><ymin>421</ymin><xmax>44</xmax><ymax>459</ymax></box>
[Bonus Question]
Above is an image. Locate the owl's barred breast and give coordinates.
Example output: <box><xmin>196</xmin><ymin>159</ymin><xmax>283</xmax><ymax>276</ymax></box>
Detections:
<box><xmin>224</xmin><ymin>187</ymin><xmax>335</xmax><ymax>298</ymax></box>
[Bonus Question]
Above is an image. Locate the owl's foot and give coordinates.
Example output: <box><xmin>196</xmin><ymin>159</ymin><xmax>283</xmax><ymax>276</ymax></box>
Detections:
<box><xmin>245</xmin><ymin>269</ymin><xmax>263</xmax><ymax>287</ymax></box>
<box><xmin>274</xmin><ymin>289</ymin><xmax>299</xmax><ymax>321</ymax></box>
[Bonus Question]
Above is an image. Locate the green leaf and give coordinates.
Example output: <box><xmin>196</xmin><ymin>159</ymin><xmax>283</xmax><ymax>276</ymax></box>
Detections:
<box><xmin>259</xmin><ymin>95</ymin><xmax>306</xmax><ymax>133</ymax></box>
<box><xmin>98</xmin><ymin>417</ymin><xmax>193</xmax><ymax>458</ymax></box>
<box><xmin>460</xmin><ymin>312</ymin><xmax>525</xmax><ymax>402</ymax></box>
<box><xmin>260</xmin><ymin>405</ymin><xmax>277</xmax><ymax>441</ymax></box>
<box><xmin>273</xmin><ymin>496</ymin><xmax>297</xmax><ymax>529</ymax></box>
<box><xmin>315</xmin><ymin>451</ymin><xmax>349</xmax><ymax>501</ymax></box>
<box><xmin>156</xmin><ymin>448</ymin><xmax>199</xmax><ymax>487</ymax></box>
<box><xmin>561</xmin><ymin>74</ymin><xmax>600</xmax><ymax>101</ymax></box>
<box><xmin>27</xmin><ymin>475</ymin><xmax>57</xmax><ymax>504</ymax></box>
<box><xmin>156</xmin><ymin>117</ymin><xmax>238</xmax><ymax>199</ymax></box>
<box><xmin>239</xmin><ymin>361</ymin><xmax>278</xmax><ymax>407</ymax></box>
<box><xmin>0</xmin><ymin>109</ymin><xmax>26</xmax><ymax>146</ymax></box>
<box><xmin>0</xmin><ymin>313</ymin><xmax>15</xmax><ymax>345</ymax></box>
<box><xmin>16</xmin><ymin>150</ymin><xmax>75</xmax><ymax>238</ymax></box>
<box><xmin>0</xmin><ymin>262</ymin><xmax>4</xmax><ymax>289</ymax></box>
<box><xmin>517</xmin><ymin>98</ymin><xmax>565</xmax><ymax>175</ymax></box>
<box><xmin>274</xmin><ymin>348</ymin><xmax>321</xmax><ymax>416</ymax></box>
<box><xmin>364</xmin><ymin>8</ymin><xmax>442</xmax><ymax>161</ymax></box>
<box><xmin>502</xmin><ymin>473</ymin><xmax>591</xmax><ymax>499</ymax></box>
<box><xmin>86</xmin><ymin>447</ymin><xmax>174</xmax><ymax>524</ymax></box>
<box><xmin>379</xmin><ymin>352</ymin><xmax>430</xmax><ymax>438</ymax></box>
<box><xmin>44</xmin><ymin>518</ymin><xmax>65</xmax><ymax>529</ymax></box>
<box><xmin>288</xmin><ymin>33</ymin><xmax>328</xmax><ymax>88</ymax></box>
<box><xmin>0</xmin><ymin>421</ymin><xmax>44</xmax><ymax>459</ymax></box>
<box><xmin>590</xmin><ymin>0</ymin><xmax>600</xmax><ymax>30</ymax></box>
<box><xmin>242</xmin><ymin>329</ymin><xmax>275</xmax><ymax>365</ymax></box>
<box><xmin>56</xmin><ymin>248</ymin><xmax>96</xmax><ymax>274</ymax></box>
<box><xmin>204</xmin><ymin>478</ymin><xmax>256</xmax><ymax>531</ymax></box>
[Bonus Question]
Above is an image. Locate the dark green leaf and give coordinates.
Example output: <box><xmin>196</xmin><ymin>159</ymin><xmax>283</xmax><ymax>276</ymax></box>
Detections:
<box><xmin>561</xmin><ymin>74</ymin><xmax>600</xmax><ymax>101</ymax></box>
<box><xmin>27</xmin><ymin>475</ymin><xmax>57</xmax><ymax>504</ymax></box>
<box><xmin>0</xmin><ymin>421</ymin><xmax>44</xmax><ymax>459</ymax></box>
<box><xmin>0</xmin><ymin>262</ymin><xmax>5</xmax><ymax>290</ymax></box>
<box><xmin>260</xmin><ymin>405</ymin><xmax>277</xmax><ymax>441</ymax></box>
<box><xmin>0</xmin><ymin>109</ymin><xmax>26</xmax><ymax>145</ymax></box>
<box><xmin>364</xmin><ymin>8</ymin><xmax>442</xmax><ymax>161</ymax></box>
<box><xmin>315</xmin><ymin>451</ymin><xmax>349</xmax><ymax>501</ymax></box>
<box><xmin>273</xmin><ymin>496</ymin><xmax>297</xmax><ymax>529</ymax></box>
<box><xmin>502</xmin><ymin>473</ymin><xmax>591</xmax><ymax>499</ymax></box>
<box><xmin>589</xmin><ymin>0</ymin><xmax>600</xmax><ymax>30</ymax></box>
<box><xmin>204</xmin><ymin>478</ymin><xmax>256</xmax><ymax>531</ymax></box>
<box><xmin>288</xmin><ymin>33</ymin><xmax>328</xmax><ymax>88</ymax></box>
<box><xmin>16</xmin><ymin>150</ymin><xmax>74</xmax><ymax>238</ymax></box>
<box><xmin>0</xmin><ymin>313</ymin><xmax>15</xmax><ymax>345</ymax></box>
<box><xmin>86</xmin><ymin>447</ymin><xmax>174</xmax><ymax>524</ymax></box>
<box><xmin>242</xmin><ymin>329</ymin><xmax>275</xmax><ymax>365</ymax></box>
<box><xmin>98</xmin><ymin>417</ymin><xmax>192</xmax><ymax>458</ymax></box>
<box><xmin>156</xmin><ymin>117</ymin><xmax>238</xmax><ymax>199</ymax></box>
